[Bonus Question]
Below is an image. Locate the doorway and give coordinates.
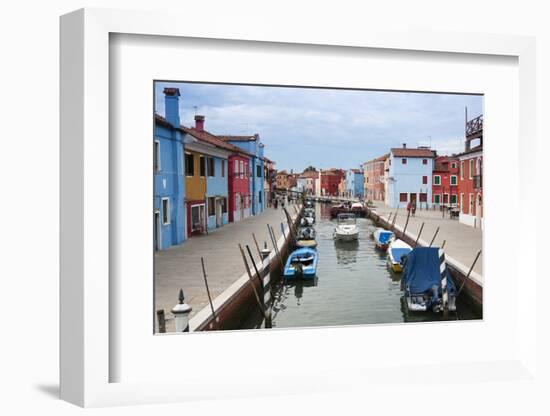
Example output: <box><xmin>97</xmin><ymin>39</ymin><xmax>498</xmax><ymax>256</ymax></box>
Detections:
<box><xmin>154</xmin><ymin>211</ymin><xmax>161</xmax><ymax>250</ymax></box>
<box><xmin>216</xmin><ymin>198</ymin><xmax>223</xmax><ymax>228</ymax></box>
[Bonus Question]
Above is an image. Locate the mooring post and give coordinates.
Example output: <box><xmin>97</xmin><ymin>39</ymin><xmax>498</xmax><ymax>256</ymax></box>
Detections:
<box><xmin>200</xmin><ymin>257</ymin><xmax>218</xmax><ymax>330</ymax></box>
<box><xmin>238</xmin><ymin>244</ymin><xmax>267</xmax><ymax>317</ymax></box>
<box><xmin>457</xmin><ymin>250</ymin><xmax>482</xmax><ymax>297</ymax></box>
<box><xmin>441</xmin><ymin>240</ymin><xmax>446</xmax><ymax>249</ymax></box>
<box><xmin>172</xmin><ymin>289</ymin><xmax>192</xmax><ymax>332</ymax></box>
<box><xmin>438</xmin><ymin>248</ymin><xmax>449</xmax><ymax>316</ymax></box>
<box><xmin>414</xmin><ymin>222</ymin><xmax>425</xmax><ymax>247</ymax></box>
<box><xmin>429</xmin><ymin>226</ymin><xmax>440</xmax><ymax>247</ymax></box>
<box><xmin>402</xmin><ymin>209</ymin><xmax>411</xmax><ymax>239</ymax></box>
<box><xmin>387</xmin><ymin>212</ymin><xmax>392</xmax><ymax>224</ymax></box>
<box><xmin>391</xmin><ymin>210</ymin><xmax>398</xmax><ymax>231</ymax></box>
<box><xmin>252</xmin><ymin>233</ymin><xmax>262</xmax><ymax>261</ymax></box>
<box><xmin>267</xmin><ymin>224</ymin><xmax>284</xmax><ymax>274</ymax></box>
<box><xmin>261</xmin><ymin>242</ymin><xmax>273</xmax><ymax>329</ymax></box>
<box><xmin>156</xmin><ymin>309</ymin><xmax>166</xmax><ymax>333</ymax></box>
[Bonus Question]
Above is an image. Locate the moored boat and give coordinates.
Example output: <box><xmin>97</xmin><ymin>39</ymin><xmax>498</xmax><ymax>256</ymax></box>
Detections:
<box><xmin>333</xmin><ymin>213</ymin><xmax>359</xmax><ymax>241</ymax></box>
<box><xmin>330</xmin><ymin>203</ymin><xmax>350</xmax><ymax>218</ymax></box>
<box><xmin>387</xmin><ymin>239</ymin><xmax>412</xmax><ymax>272</ymax></box>
<box><xmin>350</xmin><ymin>202</ymin><xmax>365</xmax><ymax>217</ymax></box>
<box><xmin>296</xmin><ymin>227</ymin><xmax>317</xmax><ymax>248</ymax></box>
<box><xmin>283</xmin><ymin>248</ymin><xmax>318</xmax><ymax>279</ymax></box>
<box><xmin>373</xmin><ymin>228</ymin><xmax>394</xmax><ymax>250</ymax></box>
<box><xmin>401</xmin><ymin>247</ymin><xmax>457</xmax><ymax>312</ymax></box>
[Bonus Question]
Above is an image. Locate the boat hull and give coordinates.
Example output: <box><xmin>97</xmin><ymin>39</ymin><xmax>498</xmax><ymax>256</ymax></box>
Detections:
<box><xmin>283</xmin><ymin>248</ymin><xmax>318</xmax><ymax>280</ymax></box>
<box><xmin>334</xmin><ymin>231</ymin><xmax>359</xmax><ymax>241</ymax></box>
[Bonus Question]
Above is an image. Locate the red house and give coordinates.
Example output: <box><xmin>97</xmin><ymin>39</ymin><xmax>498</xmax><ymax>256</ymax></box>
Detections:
<box><xmin>432</xmin><ymin>156</ymin><xmax>459</xmax><ymax>206</ymax></box>
<box><xmin>320</xmin><ymin>168</ymin><xmax>345</xmax><ymax>196</ymax></box>
<box><xmin>457</xmin><ymin>114</ymin><xmax>483</xmax><ymax>229</ymax></box>
<box><xmin>228</xmin><ymin>154</ymin><xmax>252</xmax><ymax>222</ymax></box>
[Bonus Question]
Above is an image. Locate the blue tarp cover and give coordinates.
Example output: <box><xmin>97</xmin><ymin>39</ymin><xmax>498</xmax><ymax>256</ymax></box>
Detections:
<box><xmin>402</xmin><ymin>247</ymin><xmax>456</xmax><ymax>294</ymax></box>
<box><xmin>378</xmin><ymin>231</ymin><xmax>393</xmax><ymax>244</ymax></box>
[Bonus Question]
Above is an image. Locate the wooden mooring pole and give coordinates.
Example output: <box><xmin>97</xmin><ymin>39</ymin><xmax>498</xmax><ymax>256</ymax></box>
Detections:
<box><xmin>267</xmin><ymin>224</ymin><xmax>284</xmax><ymax>274</ymax></box>
<box><xmin>252</xmin><ymin>233</ymin><xmax>262</xmax><ymax>261</ymax></box>
<box><xmin>429</xmin><ymin>226</ymin><xmax>440</xmax><ymax>247</ymax></box>
<box><xmin>414</xmin><ymin>222</ymin><xmax>425</xmax><ymax>247</ymax></box>
<box><xmin>238</xmin><ymin>244</ymin><xmax>267</xmax><ymax>318</ymax></box>
<box><xmin>457</xmin><ymin>250</ymin><xmax>482</xmax><ymax>297</ymax></box>
<box><xmin>201</xmin><ymin>257</ymin><xmax>218</xmax><ymax>329</ymax></box>
<box><xmin>402</xmin><ymin>209</ymin><xmax>411</xmax><ymax>239</ymax></box>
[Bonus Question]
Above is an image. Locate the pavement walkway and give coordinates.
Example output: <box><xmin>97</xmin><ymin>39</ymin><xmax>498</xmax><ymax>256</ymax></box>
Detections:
<box><xmin>370</xmin><ymin>201</ymin><xmax>483</xmax><ymax>280</ymax></box>
<box><xmin>155</xmin><ymin>204</ymin><xmax>298</xmax><ymax>332</ymax></box>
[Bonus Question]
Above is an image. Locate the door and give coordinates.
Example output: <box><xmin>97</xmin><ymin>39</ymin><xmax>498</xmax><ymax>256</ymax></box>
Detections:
<box><xmin>216</xmin><ymin>198</ymin><xmax>223</xmax><ymax>227</ymax></box>
<box><xmin>235</xmin><ymin>193</ymin><xmax>241</xmax><ymax>221</ymax></box>
<box><xmin>154</xmin><ymin>211</ymin><xmax>161</xmax><ymax>250</ymax></box>
<box><xmin>409</xmin><ymin>193</ymin><xmax>417</xmax><ymax>205</ymax></box>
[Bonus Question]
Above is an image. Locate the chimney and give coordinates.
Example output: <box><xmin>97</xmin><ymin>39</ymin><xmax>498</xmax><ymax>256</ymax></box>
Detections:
<box><xmin>402</xmin><ymin>143</ymin><xmax>407</xmax><ymax>149</ymax></box>
<box><xmin>163</xmin><ymin>88</ymin><xmax>180</xmax><ymax>127</ymax></box>
<box><xmin>194</xmin><ymin>115</ymin><xmax>205</xmax><ymax>131</ymax></box>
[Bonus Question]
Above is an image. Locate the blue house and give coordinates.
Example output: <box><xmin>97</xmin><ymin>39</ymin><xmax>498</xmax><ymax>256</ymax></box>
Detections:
<box><xmin>346</xmin><ymin>169</ymin><xmax>365</xmax><ymax>199</ymax></box>
<box><xmin>154</xmin><ymin>88</ymin><xmax>186</xmax><ymax>250</ymax></box>
<box><xmin>220</xmin><ymin>134</ymin><xmax>265</xmax><ymax>216</ymax></box>
<box><xmin>386</xmin><ymin>145</ymin><xmax>435</xmax><ymax>208</ymax></box>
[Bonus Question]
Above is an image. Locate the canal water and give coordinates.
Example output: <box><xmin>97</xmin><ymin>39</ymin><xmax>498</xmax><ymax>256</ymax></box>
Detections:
<box><xmin>243</xmin><ymin>202</ymin><xmax>481</xmax><ymax>330</ymax></box>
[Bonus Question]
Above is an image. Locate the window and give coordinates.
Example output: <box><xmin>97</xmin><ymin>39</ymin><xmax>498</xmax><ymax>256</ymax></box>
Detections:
<box><xmin>222</xmin><ymin>197</ymin><xmax>227</xmax><ymax>213</ymax></box>
<box><xmin>419</xmin><ymin>193</ymin><xmax>427</xmax><ymax>202</ymax></box>
<box><xmin>200</xmin><ymin>156</ymin><xmax>206</xmax><ymax>177</ymax></box>
<box><xmin>257</xmin><ymin>164</ymin><xmax>262</xmax><ymax>178</ymax></box>
<box><xmin>469</xmin><ymin>193</ymin><xmax>474</xmax><ymax>214</ymax></box>
<box><xmin>434</xmin><ymin>175</ymin><xmax>441</xmax><ymax>185</ymax></box>
<box><xmin>469</xmin><ymin>159</ymin><xmax>474</xmax><ymax>179</ymax></box>
<box><xmin>239</xmin><ymin>160</ymin><xmax>243</xmax><ymax>178</ymax></box>
<box><xmin>422</xmin><ymin>176</ymin><xmax>428</xmax><ymax>185</ymax></box>
<box><xmin>234</xmin><ymin>160</ymin><xmax>238</xmax><ymax>176</ymax></box>
<box><xmin>161</xmin><ymin>198</ymin><xmax>170</xmax><ymax>225</ymax></box>
<box><xmin>434</xmin><ymin>194</ymin><xmax>441</xmax><ymax>204</ymax></box>
<box><xmin>399</xmin><ymin>193</ymin><xmax>408</xmax><ymax>202</ymax></box>
<box><xmin>451</xmin><ymin>162</ymin><xmax>457</xmax><ymax>169</ymax></box>
<box><xmin>460</xmin><ymin>193</ymin><xmax>464</xmax><ymax>213</ymax></box>
<box><xmin>402</xmin><ymin>158</ymin><xmax>407</xmax><ymax>164</ymax></box>
<box><xmin>208</xmin><ymin>197</ymin><xmax>216</xmax><ymax>216</ymax></box>
<box><xmin>450</xmin><ymin>175</ymin><xmax>457</xmax><ymax>186</ymax></box>
<box><xmin>185</xmin><ymin>153</ymin><xmax>194</xmax><ymax>176</ymax></box>
<box><xmin>451</xmin><ymin>194</ymin><xmax>457</xmax><ymax>204</ymax></box>
<box><xmin>460</xmin><ymin>161</ymin><xmax>464</xmax><ymax>179</ymax></box>
<box><xmin>207</xmin><ymin>157</ymin><xmax>215</xmax><ymax>177</ymax></box>
<box><xmin>154</xmin><ymin>140</ymin><xmax>161</xmax><ymax>171</ymax></box>
<box><xmin>258</xmin><ymin>191</ymin><xmax>262</xmax><ymax>204</ymax></box>
<box><xmin>221</xmin><ymin>160</ymin><xmax>225</xmax><ymax>177</ymax></box>
<box><xmin>422</xmin><ymin>159</ymin><xmax>427</xmax><ymax>165</ymax></box>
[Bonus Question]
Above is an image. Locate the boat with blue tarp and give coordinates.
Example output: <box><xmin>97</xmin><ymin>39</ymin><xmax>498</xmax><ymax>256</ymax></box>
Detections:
<box><xmin>373</xmin><ymin>228</ymin><xmax>394</xmax><ymax>250</ymax></box>
<box><xmin>401</xmin><ymin>247</ymin><xmax>457</xmax><ymax>312</ymax></box>
<box><xmin>283</xmin><ymin>247</ymin><xmax>318</xmax><ymax>279</ymax></box>
<box><xmin>387</xmin><ymin>239</ymin><xmax>412</xmax><ymax>272</ymax></box>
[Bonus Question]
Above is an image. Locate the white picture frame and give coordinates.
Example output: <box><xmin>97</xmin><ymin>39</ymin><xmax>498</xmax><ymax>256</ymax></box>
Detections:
<box><xmin>60</xmin><ymin>8</ymin><xmax>539</xmax><ymax>408</ymax></box>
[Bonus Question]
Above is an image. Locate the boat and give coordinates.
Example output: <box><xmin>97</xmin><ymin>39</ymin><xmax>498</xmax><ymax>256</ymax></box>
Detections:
<box><xmin>401</xmin><ymin>247</ymin><xmax>457</xmax><ymax>312</ymax></box>
<box><xmin>350</xmin><ymin>202</ymin><xmax>365</xmax><ymax>217</ymax></box>
<box><xmin>283</xmin><ymin>248</ymin><xmax>318</xmax><ymax>279</ymax></box>
<box><xmin>295</xmin><ymin>227</ymin><xmax>317</xmax><ymax>248</ymax></box>
<box><xmin>303</xmin><ymin>207</ymin><xmax>316</xmax><ymax>220</ymax></box>
<box><xmin>333</xmin><ymin>213</ymin><xmax>359</xmax><ymax>241</ymax></box>
<box><xmin>300</xmin><ymin>216</ymin><xmax>314</xmax><ymax>226</ymax></box>
<box><xmin>373</xmin><ymin>228</ymin><xmax>394</xmax><ymax>250</ymax></box>
<box><xmin>330</xmin><ymin>203</ymin><xmax>350</xmax><ymax>218</ymax></box>
<box><xmin>387</xmin><ymin>239</ymin><xmax>412</xmax><ymax>272</ymax></box>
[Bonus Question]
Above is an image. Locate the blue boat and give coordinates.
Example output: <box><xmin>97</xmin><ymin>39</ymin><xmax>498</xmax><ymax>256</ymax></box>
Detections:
<box><xmin>401</xmin><ymin>247</ymin><xmax>457</xmax><ymax>312</ymax></box>
<box><xmin>373</xmin><ymin>228</ymin><xmax>394</xmax><ymax>250</ymax></box>
<box><xmin>283</xmin><ymin>248</ymin><xmax>318</xmax><ymax>279</ymax></box>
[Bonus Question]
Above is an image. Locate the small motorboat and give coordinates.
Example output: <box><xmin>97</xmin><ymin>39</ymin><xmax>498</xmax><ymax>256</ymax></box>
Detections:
<box><xmin>283</xmin><ymin>248</ymin><xmax>318</xmax><ymax>279</ymax></box>
<box><xmin>303</xmin><ymin>207</ymin><xmax>316</xmax><ymax>220</ymax></box>
<box><xmin>330</xmin><ymin>203</ymin><xmax>350</xmax><ymax>218</ymax></box>
<box><xmin>295</xmin><ymin>227</ymin><xmax>317</xmax><ymax>248</ymax></box>
<box><xmin>300</xmin><ymin>216</ymin><xmax>314</xmax><ymax>226</ymax></box>
<box><xmin>387</xmin><ymin>239</ymin><xmax>412</xmax><ymax>272</ymax></box>
<box><xmin>333</xmin><ymin>213</ymin><xmax>359</xmax><ymax>241</ymax></box>
<box><xmin>401</xmin><ymin>247</ymin><xmax>457</xmax><ymax>312</ymax></box>
<box><xmin>373</xmin><ymin>228</ymin><xmax>394</xmax><ymax>250</ymax></box>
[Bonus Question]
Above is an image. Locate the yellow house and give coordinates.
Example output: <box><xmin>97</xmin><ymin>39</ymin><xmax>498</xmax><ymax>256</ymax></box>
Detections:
<box><xmin>184</xmin><ymin>150</ymin><xmax>206</xmax><ymax>236</ymax></box>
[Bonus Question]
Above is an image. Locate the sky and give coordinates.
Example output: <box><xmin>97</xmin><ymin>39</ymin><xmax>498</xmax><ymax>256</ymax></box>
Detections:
<box><xmin>154</xmin><ymin>81</ymin><xmax>483</xmax><ymax>173</ymax></box>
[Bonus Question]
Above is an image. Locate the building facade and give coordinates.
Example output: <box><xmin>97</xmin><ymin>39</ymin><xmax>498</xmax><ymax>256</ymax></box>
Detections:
<box><xmin>364</xmin><ymin>154</ymin><xmax>388</xmax><ymax>202</ymax></box>
<box><xmin>320</xmin><ymin>168</ymin><xmax>345</xmax><ymax>196</ymax></box>
<box><xmin>432</xmin><ymin>155</ymin><xmax>459</xmax><ymax>206</ymax></box>
<box><xmin>228</xmin><ymin>154</ymin><xmax>251</xmax><ymax>222</ymax></box>
<box><xmin>457</xmin><ymin>114</ymin><xmax>483</xmax><ymax>228</ymax></box>
<box><xmin>386</xmin><ymin>145</ymin><xmax>435</xmax><ymax>209</ymax></box>
<box><xmin>153</xmin><ymin>88</ymin><xmax>186</xmax><ymax>250</ymax></box>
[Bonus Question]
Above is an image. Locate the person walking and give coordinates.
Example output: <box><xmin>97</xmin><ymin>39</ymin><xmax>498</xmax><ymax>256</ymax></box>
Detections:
<box><xmin>412</xmin><ymin>201</ymin><xmax>417</xmax><ymax>217</ymax></box>
<box><xmin>406</xmin><ymin>201</ymin><xmax>412</xmax><ymax>216</ymax></box>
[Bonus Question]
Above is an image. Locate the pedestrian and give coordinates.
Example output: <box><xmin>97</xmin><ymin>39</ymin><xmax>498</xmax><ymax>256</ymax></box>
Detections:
<box><xmin>274</xmin><ymin>198</ymin><xmax>278</xmax><ymax>209</ymax></box>
<box><xmin>412</xmin><ymin>201</ymin><xmax>417</xmax><ymax>217</ymax></box>
<box><xmin>406</xmin><ymin>201</ymin><xmax>412</xmax><ymax>216</ymax></box>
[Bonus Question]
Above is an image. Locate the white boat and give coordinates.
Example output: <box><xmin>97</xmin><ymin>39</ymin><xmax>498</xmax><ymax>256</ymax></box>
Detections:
<box><xmin>333</xmin><ymin>213</ymin><xmax>359</xmax><ymax>241</ymax></box>
<box><xmin>387</xmin><ymin>239</ymin><xmax>412</xmax><ymax>272</ymax></box>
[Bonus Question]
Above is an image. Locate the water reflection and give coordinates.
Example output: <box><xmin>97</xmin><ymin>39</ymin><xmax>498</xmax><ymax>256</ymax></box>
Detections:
<box><xmin>334</xmin><ymin>239</ymin><xmax>359</xmax><ymax>265</ymax></box>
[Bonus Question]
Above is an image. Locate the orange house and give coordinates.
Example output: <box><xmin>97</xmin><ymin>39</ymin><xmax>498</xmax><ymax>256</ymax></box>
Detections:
<box><xmin>184</xmin><ymin>150</ymin><xmax>207</xmax><ymax>237</ymax></box>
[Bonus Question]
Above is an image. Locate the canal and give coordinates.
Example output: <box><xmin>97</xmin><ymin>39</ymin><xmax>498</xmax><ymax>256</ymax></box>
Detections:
<box><xmin>242</xmin><ymin>202</ymin><xmax>481</xmax><ymax>330</ymax></box>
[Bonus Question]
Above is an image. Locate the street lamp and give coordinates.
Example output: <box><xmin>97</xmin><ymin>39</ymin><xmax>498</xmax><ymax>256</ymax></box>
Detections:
<box><xmin>172</xmin><ymin>289</ymin><xmax>192</xmax><ymax>332</ymax></box>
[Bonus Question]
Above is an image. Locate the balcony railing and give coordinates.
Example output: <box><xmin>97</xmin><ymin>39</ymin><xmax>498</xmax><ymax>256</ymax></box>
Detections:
<box><xmin>473</xmin><ymin>174</ymin><xmax>482</xmax><ymax>189</ymax></box>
